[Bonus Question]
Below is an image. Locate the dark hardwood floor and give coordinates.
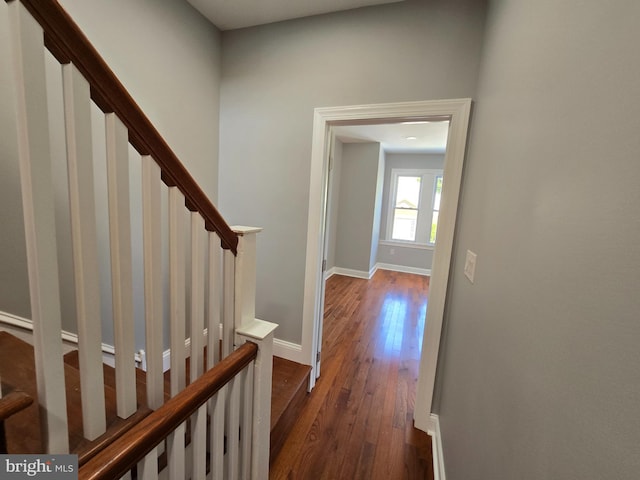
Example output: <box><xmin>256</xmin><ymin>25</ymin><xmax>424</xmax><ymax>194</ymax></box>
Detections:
<box><xmin>270</xmin><ymin>270</ymin><xmax>434</xmax><ymax>480</ymax></box>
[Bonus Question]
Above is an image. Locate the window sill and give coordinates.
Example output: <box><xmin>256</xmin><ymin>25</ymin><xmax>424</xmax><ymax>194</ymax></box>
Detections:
<box><xmin>379</xmin><ymin>240</ymin><xmax>435</xmax><ymax>251</ymax></box>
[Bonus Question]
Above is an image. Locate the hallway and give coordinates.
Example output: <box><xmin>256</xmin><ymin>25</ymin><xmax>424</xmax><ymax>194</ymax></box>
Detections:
<box><xmin>270</xmin><ymin>270</ymin><xmax>433</xmax><ymax>479</ymax></box>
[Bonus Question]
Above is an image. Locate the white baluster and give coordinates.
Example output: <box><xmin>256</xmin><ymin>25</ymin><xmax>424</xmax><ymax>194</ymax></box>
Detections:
<box><xmin>190</xmin><ymin>213</ymin><xmax>205</xmax><ymax>381</ymax></box>
<box><xmin>138</xmin><ymin>447</ymin><xmax>159</xmax><ymax>480</ymax></box>
<box><xmin>191</xmin><ymin>404</ymin><xmax>207</xmax><ymax>479</ymax></box>
<box><xmin>105</xmin><ymin>113</ymin><xmax>137</xmax><ymax>419</ymax></box>
<box><xmin>209</xmin><ymin>387</ymin><xmax>226</xmax><ymax>480</ymax></box>
<box><xmin>8</xmin><ymin>1</ymin><xmax>69</xmax><ymax>453</ymax></box>
<box><xmin>240</xmin><ymin>363</ymin><xmax>255</xmax><ymax>480</ymax></box>
<box><xmin>167</xmin><ymin>423</ymin><xmax>186</xmax><ymax>480</ymax></box>
<box><xmin>168</xmin><ymin>188</ymin><xmax>186</xmax><ymax>396</ymax></box>
<box><xmin>226</xmin><ymin>375</ymin><xmax>241</xmax><ymax>480</ymax></box>
<box><xmin>207</xmin><ymin>232</ymin><xmax>222</xmax><ymax>368</ymax></box>
<box><xmin>142</xmin><ymin>156</ymin><xmax>164</xmax><ymax>410</ymax></box>
<box><xmin>167</xmin><ymin>188</ymin><xmax>186</xmax><ymax>479</ymax></box>
<box><xmin>62</xmin><ymin>62</ymin><xmax>106</xmax><ymax>440</ymax></box>
<box><xmin>189</xmin><ymin>213</ymin><xmax>207</xmax><ymax>478</ymax></box>
<box><xmin>222</xmin><ymin>250</ymin><xmax>235</xmax><ymax>357</ymax></box>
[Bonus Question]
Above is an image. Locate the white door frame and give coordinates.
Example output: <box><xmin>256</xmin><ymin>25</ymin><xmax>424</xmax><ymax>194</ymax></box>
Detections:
<box><xmin>301</xmin><ymin>98</ymin><xmax>472</xmax><ymax>430</ymax></box>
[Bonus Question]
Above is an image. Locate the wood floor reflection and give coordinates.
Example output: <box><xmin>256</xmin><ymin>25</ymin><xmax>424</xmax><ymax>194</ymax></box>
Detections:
<box><xmin>270</xmin><ymin>270</ymin><xmax>434</xmax><ymax>480</ymax></box>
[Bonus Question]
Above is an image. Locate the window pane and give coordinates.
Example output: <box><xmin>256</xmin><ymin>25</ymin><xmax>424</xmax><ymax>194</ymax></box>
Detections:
<box><xmin>433</xmin><ymin>176</ymin><xmax>443</xmax><ymax>211</ymax></box>
<box><xmin>395</xmin><ymin>176</ymin><xmax>421</xmax><ymax>209</ymax></box>
<box><xmin>430</xmin><ymin>211</ymin><xmax>439</xmax><ymax>244</ymax></box>
<box><xmin>392</xmin><ymin>208</ymin><xmax>417</xmax><ymax>241</ymax></box>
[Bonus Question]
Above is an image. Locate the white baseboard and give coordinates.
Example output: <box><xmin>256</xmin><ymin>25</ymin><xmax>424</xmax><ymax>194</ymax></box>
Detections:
<box><xmin>324</xmin><ymin>266</ymin><xmax>337</xmax><ymax>280</ymax></box>
<box><xmin>0</xmin><ymin>311</ymin><xmax>211</xmax><ymax>373</ymax></box>
<box><xmin>330</xmin><ymin>266</ymin><xmax>374</xmax><ymax>279</ymax></box>
<box><xmin>158</xmin><ymin>324</ymin><xmax>225</xmax><ymax>373</ymax></box>
<box><xmin>0</xmin><ymin>310</ymin><xmax>143</xmax><ymax>367</ymax></box>
<box><xmin>2</xmin><ymin>311</ymin><xmax>311</xmax><ymax>375</ymax></box>
<box><xmin>427</xmin><ymin>414</ymin><xmax>446</xmax><ymax>480</ymax></box>
<box><xmin>376</xmin><ymin>263</ymin><xmax>431</xmax><ymax>276</ymax></box>
<box><xmin>328</xmin><ymin>264</ymin><xmax>430</xmax><ymax>280</ymax></box>
<box><xmin>273</xmin><ymin>338</ymin><xmax>306</xmax><ymax>364</ymax></box>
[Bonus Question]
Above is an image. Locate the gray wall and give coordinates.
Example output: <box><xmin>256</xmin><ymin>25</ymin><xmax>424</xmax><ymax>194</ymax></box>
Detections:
<box><xmin>377</xmin><ymin>153</ymin><xmax>444</xmax><ymax>270</ymax></box>
<box><xmin>325</xmin><ymin>138</ymin><xmax>343</xmax><ymax>272</ymax></box>
<box><xmin>0</xmin><ymin>0</ymin><xmax>222</xmax><ymax>351</ymax></box>
<box><xmin>0</xmin><ymin>4</ymin><xmax>29</xmax><ymax>319</ymax></box>
<box><xmin>369</xmin><ymin>146</ymin><xmax>385</xmax><ymax>271</ymax></box>
<box><xmin>334</xmin><ymin>143</ymin><xmax>382</xmax><ymax>273</ymax></box>
<box><xmin>56</xmin><ymin>0</ymin><xmax>222</xmax><ymax>202</ymax></box>
<box><xmin>219</xmin><ymin>0</ymin><xmax>488</xmax><ymax>343</ymax></box>
<box><xmin>433</xmin><ymin>1</ymin><xmax>640</xmax><ymax>479</ymax></box>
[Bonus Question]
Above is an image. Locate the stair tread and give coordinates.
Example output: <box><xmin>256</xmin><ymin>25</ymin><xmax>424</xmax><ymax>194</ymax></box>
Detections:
<box><xmin>63</xmin><ymin>349</ymin><xmax>154</xmax><ymax>408</ymax></box>
<box><xmin>0</xmin><ymin>332</ymin><xmax>149</xmax><ymax>463</ymax></box>
<box><xmin>1</xmin><ymin>331</ymin><xmax>309</xmax><ymax>466</ymax></box>
<box><xmin>271</xmin><ymin>356</ymin><xmax>310</xmax><ymax>428</ymax></box>
<box><xmin>270</xmin><ymin>356</ymin><xmax>311</xmax><ymax>464</ymax></box>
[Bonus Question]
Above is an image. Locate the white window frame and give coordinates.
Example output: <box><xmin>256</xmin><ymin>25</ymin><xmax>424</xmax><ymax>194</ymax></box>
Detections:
<box><xmin>386</xmin><ymin>168</ymin><xmax>444</xmax><ymax>247</ymax></box>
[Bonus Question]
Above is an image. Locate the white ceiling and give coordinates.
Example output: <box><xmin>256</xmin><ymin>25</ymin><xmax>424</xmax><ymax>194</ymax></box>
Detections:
<box><xmin>333</xmin><ymin>120</ymin><xmax>450</xmax><ymax>154</ymax></box>
<box><xmin>186</xmin><ymin>0</ymin><xmax>405</xmax><ymax>30</ymax></box>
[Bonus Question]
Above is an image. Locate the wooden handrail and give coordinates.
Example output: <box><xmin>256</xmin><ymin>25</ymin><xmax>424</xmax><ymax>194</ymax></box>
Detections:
<box><xmin>0</xmin><ymin>390</ymin><xmax>33</xmax><ymax>421</ymax></box>
<box><xmin>6</xmin><ymin>0</ymin><xmax>238</xmax><ymax>254</ymax></box>
<box><xmin>78</xmin><ymin>341</ymin><xmax>258</xmax><ymax>480</ymax></box>
<box><xmin>0</xmin><ymin>390</ymin><xmax>34</xmax><ymax>454</ymax></box>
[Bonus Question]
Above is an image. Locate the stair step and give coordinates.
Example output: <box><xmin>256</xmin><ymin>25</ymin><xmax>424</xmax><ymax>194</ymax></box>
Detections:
<box><xmin>0</xmin><ymin>332</ymin><xmax>150</xmax><ymax>464</ymax></box>
<box><xmin>61</xmin><ymin>349</ymin><xmax>154</xmax><ymax>464</ymax></box>
<box><xmin>62</xmin><ymin>349</ymin><xmax>162</xmax><ymax>409</ymax></box>
<box><xmin>1</xmin><ymin>331</ymin><xmax>309</xmax><ymax>466</ymax></box>
<box><xmin>270</xmin><ymin>356</ymin><xmax>311</xmax><ymax>464</ymax></box>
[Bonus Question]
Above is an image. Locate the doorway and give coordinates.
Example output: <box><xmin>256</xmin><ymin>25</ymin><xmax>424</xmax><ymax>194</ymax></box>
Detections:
<box><xmin>301</xmin><ymin>99</ymin><xmax>472</xmax><ymax>431</ymax></box>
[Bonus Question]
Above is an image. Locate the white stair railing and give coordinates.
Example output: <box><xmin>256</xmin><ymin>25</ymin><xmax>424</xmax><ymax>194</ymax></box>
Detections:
<box><xmin>62</xmin><ymin>62</ymin><xmax>106</xmax><ymax>441</ymax></box>
<box><xmin>105</xmin><ymin>112</ymin><xmax>138</xmax><ymax>420</ymax></box>
<box><xmin>5</xmin><ymin>0</ymin><xmax>276</xmax><ymax>477</ymax></box>
<box><xmin>8</xmin><ymin>0</ymin><xmax>69</xmax><ymax>453</ymax></box>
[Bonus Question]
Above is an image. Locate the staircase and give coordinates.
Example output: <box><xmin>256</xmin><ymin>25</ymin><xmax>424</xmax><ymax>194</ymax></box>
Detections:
<box><xmin>0</xmin><ymin>331</ymin><xmax>152</xmax><ymax>462</ymax></box>
<box><xmin>0</xmin><ymin>331</ymin><xmax>311</xmax><ymax>466</ymax></box>
<box><xmin>2</xmin><ymin>0</ymin><xmax>282</xmax><ymax>477</ymax></box>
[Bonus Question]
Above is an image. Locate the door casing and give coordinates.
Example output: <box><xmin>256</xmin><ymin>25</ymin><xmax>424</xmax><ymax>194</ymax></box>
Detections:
<box><xmin>301</xmin><ymin>99</ymin><xmax>472</xmax><ymax>431</ymax></box>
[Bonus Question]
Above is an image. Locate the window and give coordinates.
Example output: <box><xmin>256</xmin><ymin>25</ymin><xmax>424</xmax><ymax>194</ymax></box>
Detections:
<box><xmin>387</xmin><ymin>169</ymin><xmax>443</xmax><ymax>246</ymax></box>
<box><xmin>430</xmin><ymin>175</ymin><xmax>442</xmax><ymax>244</ymax></box>
<box><xmin>391</xmin><ymin>175</ymin><xmax>421</xmax><ymax>241</ymax></box>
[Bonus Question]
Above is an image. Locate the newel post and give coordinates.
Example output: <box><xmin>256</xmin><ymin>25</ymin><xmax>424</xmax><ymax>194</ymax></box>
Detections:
<box><xmin>232</xmin><ymin>226</ymin><xmax>278</xmax><ymax>479</ymax></box>
<box><xmin>236</xmin><ymin>320</ymin><xmax>277</xmax><ymax>480</ymax></box>
<box><xmin>231</xmin><ymin>226</ymin><xmax>262</xmax><ymax>332</ymax></box>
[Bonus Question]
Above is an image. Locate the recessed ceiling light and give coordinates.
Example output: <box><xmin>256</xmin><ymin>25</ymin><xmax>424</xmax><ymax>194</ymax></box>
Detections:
<box><xmin>405</xmin><ymin>136</ymin><xmax>417</xmax><ymax>140</ymax></box>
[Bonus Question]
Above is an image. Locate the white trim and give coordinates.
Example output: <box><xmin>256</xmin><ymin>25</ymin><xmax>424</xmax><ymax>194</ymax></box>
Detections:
<box><xmin>376</xmin><ymin>263</ymin><xmax>431</xmax><ymax>277</ymax></box>
<box><xmin>302</xmin><ymin>99</ymin><xmax>472</xmax><ymax>417</ymax></box>
<box><xmin>235</xmin><ymin>317</ymin><xmax>278</xmax><ymax>340</ymax></box>
<box><xmin>0</xmin><ymin>310</ymin><xmax>143</xmax><ymax>367</ymax></box>
<box><xmin>327</xmin><ymin>263</ymin><xmax>430</xmax><ymax>278</ymax></box>
<box><xmin>160</xmin><ymin>325</ymin><xmax>220</xmax><ymax>372</ymax></box>
<box><xmin>324</xmin><ymin>266</ymin><xmax>337</xmax><ymax>279</ymax></box>
<box><xmin>386</xmin><ymin>168</ymin><xmax>443</xmax><ymax>245</ymax></box>
<box><xmin>273</xmin><ymin>338</ymin><xmax>305</xmax><ymax>364</ymax></box>
<box><xmin>378</xmin><ymin>240</ymin><xmax>435</xmax><ymax>250</ymax></box>
<box><xmin>426</xmin><ymin>414</ymin><xmax>446</xmax><ymax>480</ymax></box>
<box><xmin>329</xmin><ymin>267</ymin><xmax>373</xmax><ymax>279</ymax></box>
